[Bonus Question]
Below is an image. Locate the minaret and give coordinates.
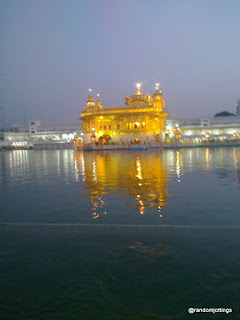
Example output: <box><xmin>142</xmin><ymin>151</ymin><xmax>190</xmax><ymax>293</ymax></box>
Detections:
<box><xmin>95</xmin><ymin>93</ymin><xmax>102</xmax><ymax>110</ymax></box>
<box><xmin>86</xmin><ymin>89</ymin><xmax>95</xmax><ymax>108</ymax></box>
<box><xmin>153</xmin><ymin>83</ymin><xmax>165</xmax><ymax>111</ymax></box>
<box><xmin>236</xmin><ymin>100</ymin><xmax>240</xmax><ymax>116</ymax></box>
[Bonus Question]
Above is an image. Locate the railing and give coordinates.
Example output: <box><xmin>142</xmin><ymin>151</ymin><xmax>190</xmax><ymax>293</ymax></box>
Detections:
<box><xmin>81</xmin><ymin>106</ymin><xmax>165</xmax><ymax>117</ymax></box>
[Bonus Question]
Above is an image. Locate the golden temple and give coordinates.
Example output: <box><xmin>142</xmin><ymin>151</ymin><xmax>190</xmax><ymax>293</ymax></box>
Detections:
<box><xmin>80</xmin><ymin>83</ymin><xmax>168</xmax><ymax>146</ymax></box>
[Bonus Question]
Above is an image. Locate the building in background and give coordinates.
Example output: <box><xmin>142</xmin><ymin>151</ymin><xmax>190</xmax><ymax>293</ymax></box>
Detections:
<box><xmin>165</xmin><ymin>116</ymin><xmax>240</xmax><ymax>144</ymax></box>
<box><xmin>1</xmin><ymin>121</ymin><xmax>82</xmax><ymax>149</ymax></box>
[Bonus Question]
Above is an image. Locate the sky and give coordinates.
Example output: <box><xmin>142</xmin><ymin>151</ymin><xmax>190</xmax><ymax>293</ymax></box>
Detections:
<box><xmin>0</xmin><ymin>0</ymin><xmax>240</xmax><ymax>125</ymax></box>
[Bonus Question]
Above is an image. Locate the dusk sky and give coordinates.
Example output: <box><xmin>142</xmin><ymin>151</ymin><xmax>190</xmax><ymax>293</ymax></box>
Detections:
<box><xmin>1</xmin><ymin>0</ymin><xmax>239</xmax><ymax>125</ymax></box>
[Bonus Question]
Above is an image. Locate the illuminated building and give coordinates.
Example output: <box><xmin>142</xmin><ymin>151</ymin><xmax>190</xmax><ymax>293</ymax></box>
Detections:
<box><xmin>165</xmin><ymin>116</ymin><xmax>240</xmax><ymax>144</ymax></box>
<box><xmin>81</xmin><ymin>84</ymin><xmax>168</xmax><ymax>146</ymax></box>
<box><xmin>1</xmin><ymin>121</ymin><xmax>81</xmax><ymax>149</ymax></box>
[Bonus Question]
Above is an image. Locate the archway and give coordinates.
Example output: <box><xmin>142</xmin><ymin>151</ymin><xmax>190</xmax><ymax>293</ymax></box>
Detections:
<box><xmin>98</xmin><ymin>135</ymin><xmax>112</xmax><ymax>145</ymax></box>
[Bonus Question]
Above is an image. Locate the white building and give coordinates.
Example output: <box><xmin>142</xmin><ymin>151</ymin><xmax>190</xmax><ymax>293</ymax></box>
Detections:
<box><xmin>1</xmin><ymin>121</ymin><xmax>82</xmax><ymax>148</ymax></box>
<box><xmin>166</xmin><ymin>116</ymin><xmax>240</xmax><ymax>143</ymax></box>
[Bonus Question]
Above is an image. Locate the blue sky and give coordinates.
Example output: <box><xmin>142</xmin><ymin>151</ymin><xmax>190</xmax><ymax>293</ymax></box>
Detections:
<box><xmin>1</xmin><ymin>0</ymin><xmax>239</xmax><ymax>125</ymax></box>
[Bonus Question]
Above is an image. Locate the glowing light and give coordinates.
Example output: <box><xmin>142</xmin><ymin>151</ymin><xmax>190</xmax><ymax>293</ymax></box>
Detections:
<box><xmin>136</xmin><ymin>82</ymin><xmax>142</xmax><ymax>93</ymax></box>
<box><xmin>176</xmin><ymin>151</ymin><xmax>181</xmax><ymax>182</ymax></box>
<box><xmin>205</xmin><ymin>148</ymin><xmax>210</xmax><ymax>170</ymax></box>
<box><xmin>89</xmin><ymin>88</ymin><xmax>92</xmax><ymax>92</ymax></box>
<box><xmin>92</xmin><ymin>128</ymin><xmax>95</xmax><ymax>131</ymax></box>
<box><xmin>97</xmin><ymin>93</ymin><xmax>100</xmax><ymax>97</ymax></box>
<box><xmin>136</xmin><ymin>157</ymin><xmax>143</xmax><ymax>180</ymax></box>
<box><xmin>93</xmin><ymin>160</ymin><xmax>97</xmax><ymax>182</ymax></box>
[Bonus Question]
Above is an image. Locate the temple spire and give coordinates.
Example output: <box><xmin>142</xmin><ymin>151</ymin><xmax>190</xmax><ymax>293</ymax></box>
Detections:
<box><xmin>136</xmin><ymin>82</ymin><xmax>142</xmax><ymax>95</ymax></box>
<box><xmin>86</xmin><ymin>88</ymin><xmax>95</xmax><ymax>107</ymax></box>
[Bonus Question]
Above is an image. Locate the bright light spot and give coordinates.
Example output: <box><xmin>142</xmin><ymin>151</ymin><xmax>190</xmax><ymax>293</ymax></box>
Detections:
<box><xmin>136</xmin><ymin>82</ymin><xmax>141</xmax><ymax>90</ymax></box>
<box><xmin>97</xmin><ymin>93</ymin><xmax>100</xmax><ymax>97</ymax></box>
<box><xmin>92</xmin><ymin>128</ymin><xmax>95</xmax><ymax>131</ymax></box>
<box><xmin>89</xmin><ymin>88</ymin><xmax>92</xmax><ymax>92</ymax></box>
<box><xmin>81</xmin><ymin>133</ymin><xmax>84</xmax><ymax>136</ymax></box>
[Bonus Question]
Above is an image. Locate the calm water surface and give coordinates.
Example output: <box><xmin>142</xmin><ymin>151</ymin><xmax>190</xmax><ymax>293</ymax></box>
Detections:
<box><xmin>0</xmin><ymin>148</ymin><xmax>240</xmax><ymax>319</ymax></box>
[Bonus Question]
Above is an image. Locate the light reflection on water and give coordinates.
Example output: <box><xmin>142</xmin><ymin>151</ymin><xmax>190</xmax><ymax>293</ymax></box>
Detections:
<box><xmin>0</xmin><ymin>147</ymin><xmax>240</xmax><ymax>224</ymax></box>
<box><xmin>1</xmin><ymin>147</ymin><xmax>240</xmax><ymax>320</ymax></box>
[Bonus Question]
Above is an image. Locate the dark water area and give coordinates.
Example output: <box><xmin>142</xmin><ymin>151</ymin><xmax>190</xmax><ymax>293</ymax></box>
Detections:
<box><xmin>0</xmin><ymin>148</ymin><xmax>240</xmax><ymax>319</ymax></box>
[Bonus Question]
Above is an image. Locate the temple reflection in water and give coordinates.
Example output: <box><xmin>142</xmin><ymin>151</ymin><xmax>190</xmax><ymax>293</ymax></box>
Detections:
<box><xmin>74</xmin><ymin>150</ymin><xmax>169</xmax><ymax>216</ymax></box>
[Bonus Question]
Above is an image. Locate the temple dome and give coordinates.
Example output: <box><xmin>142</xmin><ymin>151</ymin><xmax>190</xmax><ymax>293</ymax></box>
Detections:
<box><xmin>125</xmin><ymin>84</ymin><xmax>152</xmax><ymax>106</ymax></box>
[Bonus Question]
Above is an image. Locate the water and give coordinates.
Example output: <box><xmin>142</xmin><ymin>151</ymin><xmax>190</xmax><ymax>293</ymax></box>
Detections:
<box><xmin>0</xmin><ymin>148</ymin><xmax>240</xmax><ymax>319</ymax></box>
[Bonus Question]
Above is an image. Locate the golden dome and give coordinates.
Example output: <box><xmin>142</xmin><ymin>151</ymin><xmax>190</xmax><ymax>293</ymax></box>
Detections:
<box><xmin>125</xmin><ymin>84</ymin><xmax>152</xmax><ymax>106</ymax></box>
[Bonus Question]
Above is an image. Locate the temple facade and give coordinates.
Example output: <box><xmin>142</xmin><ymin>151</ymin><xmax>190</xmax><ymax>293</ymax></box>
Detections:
<box><xmin>80</xmin><ymin>84</ymin><xmax>168</xmax><ymax>146</ymax></box>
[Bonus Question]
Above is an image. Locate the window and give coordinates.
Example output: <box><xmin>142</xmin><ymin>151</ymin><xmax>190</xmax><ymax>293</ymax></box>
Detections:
<box><xmin>104</xmin><ymin>125</ymin><xmax>106</xmax><ymax>130</ymax></box>
<box><xmin>142</xmin><ymin>122</ymin><xmax>145</xmax><ymax>128</ymax></box>
<box><xmin>31</xmin><ymin>131</ymin><xmax>35</xmax><ymax>133</ymax></box>
<box><xmin>99</xmin><ymin>125</ymin><xmax>102</xmax><ymax>130</ymax></box>
<box><xmin>109</xmin><ymin>125</ymin><xmax>111</xmax><ymax>130</ymax></box>
<box><xmin>117</xmin><ymin>124</ymin><xmax>120</xmax><ymax>129</ymax></box>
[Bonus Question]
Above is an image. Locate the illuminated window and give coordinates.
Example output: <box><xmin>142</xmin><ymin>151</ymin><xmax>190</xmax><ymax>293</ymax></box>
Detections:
<box><xmin>109</xmin><ymin>125</ymin><xmax>111</xmax><ymax>130</ymax></box>
<box><xmin>117</xmin><ymin>124</ymin><xmax>120</xmax><ymax>129</ymax></box>
<box><xmin>104</xmin><ymin>125</ymin><xmax>106</xmax><ymax>130</ymax></box>
<box><xmin>142</xmin><ymin>122</ymin><xmax>145</xmax><ymax>128</ymax></box>
<box><xmin>99</xmin><ymin>125</ymin><xmax>102</xmax><ymax>130</ymax></box>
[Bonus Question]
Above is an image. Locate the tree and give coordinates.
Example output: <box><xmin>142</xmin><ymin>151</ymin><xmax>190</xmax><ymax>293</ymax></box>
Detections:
<box><xmin>214</xmin><ymin>111</ymin><xmax>235</xmax><ymax>117</ymax></box>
